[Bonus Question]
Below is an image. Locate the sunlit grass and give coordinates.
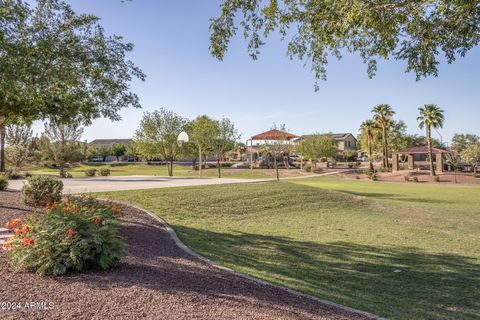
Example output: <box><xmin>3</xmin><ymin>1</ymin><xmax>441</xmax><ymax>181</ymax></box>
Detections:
<box><xmin>99</xmin><ymin>176</ymin><xmax>480</xmax><ymax>319</ymax></box>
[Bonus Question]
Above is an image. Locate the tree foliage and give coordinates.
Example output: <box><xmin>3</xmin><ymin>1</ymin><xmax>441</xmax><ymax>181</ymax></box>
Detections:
<box><xmin>210</xmin><ymin>0</ymin><xmax>480</xmax><ymax>90</ymax></box>
<box><xmin>451</xmin><ymin>133</ymin><xmax>479</xmax><ymax>153</ymax></box>
<box><xmin>190</xmin><ymin>115</ymin><xmax>220</xmax><ymax>175</ymax></box>
<box><xmin>212</xmin><ymin>117</ymin><xmax>240</xmax><ymax>178</ymax></box>
<box><xmin>299</xmin><ymin>133</ymin><xmax>337</xmax><ymax>165</ymax></box>
<box><xmin>417</xmin><ymin>104</ymin><xmax>445</xmax><ymax>176</ymax></box>
<box><xmin>42</xmin><ymin>118</ymin><xmax>85</xmax><ymax>177</ymax></box>
<box><xmin>134</xmin><ymin>109</ymin><xmax>188</xmax><ymax>176</ymax></box>
<box><xmin>5</xmin><ymin>122</ymin><xmax>34</xmax><ymax>172</ymax></box>
<box><xmin>460</xmin><ymin>143</ymin><xmax>480</xmax><ymax>175</ymax></box>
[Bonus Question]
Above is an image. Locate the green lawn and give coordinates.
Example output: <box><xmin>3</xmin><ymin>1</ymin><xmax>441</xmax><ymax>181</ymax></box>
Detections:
<box><xmin>98</xmin><ymin>176</ymin><xmax>480</xmax><ymax>320</ymax></box>
<box><xmin>26</xmin><ymin>163</ymin><xmax>312</xmax><ymax>179</ymax></box>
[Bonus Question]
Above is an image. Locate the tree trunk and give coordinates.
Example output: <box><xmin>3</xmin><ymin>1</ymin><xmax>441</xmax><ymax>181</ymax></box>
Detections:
<box><xmin>382</xmin><ymin>125</ymin><xmax>389</xmax><ymax>168</ymax></box>
<box><xmin>274</xmin><ymin>154</ymin><xmax>279</xmax><ymax>182</ymax></box>
<box><xmin>198</xmin><ymin>146</ymin><xmax>202</xmax><ymax>177</ymax></box>
<box><xmin>169</xmin><ymin>158</ymin><xmax>174</xmax><ymax>177</ymax></box>
<box><xmin>192</xmin><ymin>158</ymin><xmax>197</xmax><ymax>170</ymax></box>
<box><xmin>368</xmin><ymin>135</ymin><xmax>373</xmax><ymax>171</ymax></box>
<box><xmin>217</xmin><ymin>157</ymin><xmax>221</xmax><ymax>178</ymax></box>
<box><xmin>426</xmin><ymin>125</ymin><xmax>435</xmax><ymax>176</ymax></box>
<box><xmin>0</xmin><ymin>124</ymin><xmax>5</xmax><ymax>172</ymax></box>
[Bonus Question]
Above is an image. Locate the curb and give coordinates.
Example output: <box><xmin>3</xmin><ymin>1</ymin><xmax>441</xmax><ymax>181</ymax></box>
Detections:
<box><xmin>109</xmin><ymin>199</ymin><xmax>387</xmax><ymax>320</ymax></box>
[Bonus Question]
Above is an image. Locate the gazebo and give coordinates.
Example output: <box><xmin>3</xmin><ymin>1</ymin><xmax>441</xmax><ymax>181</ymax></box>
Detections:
<box><xmin>248</xmin><ymin>129</ymin><xmax>299</xmax><ymax>169</ymax></box>
<box><xmin>392</xmin><ymin>145</ymin><xmax>448</xmax><ymax>172</ymax></box>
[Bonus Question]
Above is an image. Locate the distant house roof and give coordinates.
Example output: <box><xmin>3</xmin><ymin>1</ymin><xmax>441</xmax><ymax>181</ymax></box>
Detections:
<box><xmin>393</xmin><ymin>145</ymin><xmax>448</xmax><ymax>154</ymax></box>
<box><xmin>89</xmin><ymin>139</ymin><xmax>132</xmax><ymax>146</ymax></box>
<box><xmin>251</xmin><ymin>129</ymin><xmax>299</xmax><ymax>141</ymax></box>
<box><xmin>295</xmin><ymin>133</ymin><xmax>356</xmax><ymax>142</ymax></box>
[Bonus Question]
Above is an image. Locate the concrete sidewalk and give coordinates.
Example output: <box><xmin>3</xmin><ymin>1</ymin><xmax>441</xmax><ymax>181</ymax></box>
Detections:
<box><xmin>7</xmin><ymin>175</ymin><xmax>266</xmax><ymax>194</ymax></box>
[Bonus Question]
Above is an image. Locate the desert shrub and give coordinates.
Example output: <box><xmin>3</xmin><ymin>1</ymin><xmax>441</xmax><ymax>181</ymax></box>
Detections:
<box><xmin>98</xmin><ymin>168</ymin><xmax>111</xmax><ymax>176</ymax></box>
<box><xmin>0</xmin><ymin>175</ymin><xmax>8</xmax><ymax>191</ymax></box>
<box><xmin>303</xmin><ymin>165</ymin><xmax>312</xmax><ymax>172</ymax></box>
<box><xmin>24</xmin><ymin>172</ymin><xmax>33</xmax><ymax>178</ymax></box>
<box><xmin>434</xmin><ymin>175</ymin><xmax>440</xmax><ymax>182</ymax></box>
<box><xmin>404</xmin><ymin>175</ymin><xmax>410</xmax><ymax>182</ymax></box>
<box><xmin>84</xmin><ymin>168</ymin><xmax>97</xmax><ymax>177</ymax></box>
<box><xmin>412</xmin><ymin>176</ymin><xmax>419</xmax><ymax>183</ymax></box>
<box><xmin>3</xmin><ymin>196</ymin><xmax>126</xmax><ymax>276</ymax></box>
<box><xmin>367</xmin><ymin>171</ymin><xmax>377</xmax><ymax>181</ymax></box>
<box><xmin>21</xmin><ymin>176</ymin><xmax>63</xmax><ymax>207</ymax></box>
<box><xmin>347</xmin><ymin>163</ymin><xmax>354</xmax><ymax>168</ymax></box>
<box><xmin>193</xmin><ymin>164</ymin><xmax>207</xmax><ymax>171</ymax></box>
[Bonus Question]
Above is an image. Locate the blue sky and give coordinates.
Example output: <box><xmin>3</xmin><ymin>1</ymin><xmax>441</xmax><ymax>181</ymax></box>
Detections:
<box><xmin>33</xmin><ymin>0</ymin><xmax>480</xmax><ymax>144</ymax></box>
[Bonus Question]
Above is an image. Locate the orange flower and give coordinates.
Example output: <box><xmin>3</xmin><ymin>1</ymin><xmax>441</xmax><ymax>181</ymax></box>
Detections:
<box><xmin>65</xmin><ymin>228</ymin><xmax>77</xmax><ymax>238</ymax></box>
<box><xmin>91</xmin><ymin>217</ymin><xmax>102</xmax><ymax>226</ymax></box>
<box><xmin>45</xmin><ymin>202</ymin><xmax>58</xmax><ymax>210</ymax></box>
<box><xmin>5</xmin><ymin>218</ymin><xmax>22</xmax><ymax>230</ymax></box>
<box><xmin>20</xmin><ymin>237</ymin><xmax>34</xmax><ymax>247</ymax></box>
<box><xmin>14</xmin><ymin>224</ymin><xmax>29</xmax><ymax>235</ymax></box>
<box><xmin>63</xmin><ymin>204</ymin><xmax>78</xmax><ymax>214</ymax></box>
<box><xmin>111</xmin><ymin>205</ymin><xmax>123</xmax><ymax>217</ymax></box>
<box><xmin>2</xmin><ymin>242</ymin><xmax>12</xmax><ymax>252</ymax></box>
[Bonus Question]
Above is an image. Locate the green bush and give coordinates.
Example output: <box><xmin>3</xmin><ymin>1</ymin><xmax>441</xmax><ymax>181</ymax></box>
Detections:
<box><xmin>3</xmin><ymin>196</ymin><xmax>126</xmax><ymax>276</ymax></box>
<box><xmin>98</xmin><ymin>168</ymin><xmax>111</xmax><ymax>176</ymax></box>
<box><xmin>0</xmin><ymin>174</ymin><xmax>8</xmax><ymax>191</ymax></box>
<box><xmin>84</xmin><ymin>168</ymin><xmax>97</xmax><ymax>177</ymax></box>
<box><xmin>21</xmin><ymin>176</ymin><xmax>63</xmax><ymax>207</ymax></box>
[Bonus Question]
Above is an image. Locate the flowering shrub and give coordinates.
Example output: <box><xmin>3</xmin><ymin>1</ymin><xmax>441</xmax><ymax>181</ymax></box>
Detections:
<box><xmin>21</xmin><ymin>176</ymin><xmax>63</xmax><ymax>207</ymax></box>
<box><xmin>3</xmin><ymin>195</ymin><xmax>126</xmax><ymax>276</ymax></box>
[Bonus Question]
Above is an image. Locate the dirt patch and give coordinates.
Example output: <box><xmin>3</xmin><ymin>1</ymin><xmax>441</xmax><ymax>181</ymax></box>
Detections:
<box><xmin>0</xmin><ymin>191</ymin><xmax>372</xmax><ymax>320</ymax></box>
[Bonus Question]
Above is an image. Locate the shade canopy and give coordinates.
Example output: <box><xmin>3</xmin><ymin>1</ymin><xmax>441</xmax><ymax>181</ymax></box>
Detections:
<box><xmin>251</xmin><ymin>129</ymin><xmax>298</xmax><ymax>141</ymax></box>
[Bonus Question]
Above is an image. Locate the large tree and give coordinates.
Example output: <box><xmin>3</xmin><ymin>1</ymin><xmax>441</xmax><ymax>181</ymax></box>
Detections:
<box><xmin>210</xmin><ymin>1</ymin><xmax>480</xmax><ymax>90</ymax></box>
<box><xmin>460</xmin><ymin>143</ymin><xmax>480</xmax><ymax>176</ymax></box>
<box><xmin>0</xmin><ymin>0</ymin><xmax>145</xmax><ymax>172</ymax></box>
<box><xmin>134</xmin><ymin>109</ymin><xmax>189</xmax><ymax>176</ymax></box>
<box><xmin>417</xmin><ymin>104</ymin><xmax>445</xmax><ymax>176</ymax></box>
<box><xmin>372</xmin><ymin>104</ymin><xmax>395</xmax><ymax>168</ymax></box>
<box><xmin>451</xmin><ymin>133</ymin><xmax>479</xmax><ymax>153</ymax></box>
<box><xmin>5</xmin><ymin>122</ymin><xmax>34</xmax><ymax>173</ymax></box>
<box><xmin>43</xmin><ymin>118</ymin><xmax>85</xmax><ymax>177</ymax></box>
<box><xmin>359</xmin><ymin>120</ymin><xmax>376</xmax><ymax>171</ymax></box>
<box><xmin>299</xmin><ymin>133</ymin><xmax>337</xmax><ymax>168</ymax></box>
<box><xmin>212</xmin><ymin>117</ymin><xmax>240</xmax><ymax>178</ymax></box>
<box><xmin>190</xmin><ymin>115</ymin><xmax>220</xmax><ymax>177</ymax></box>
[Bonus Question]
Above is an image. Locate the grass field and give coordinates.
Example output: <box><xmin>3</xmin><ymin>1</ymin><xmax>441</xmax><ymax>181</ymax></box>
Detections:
<box><xmin>26</xmin><ymin>163</ymin><xmax>313</xmax><ymax>179</ymax></box>
<box><xmin>98</xmin><ymin>176</ymin><xmax>480</xmax><ymax>319</ymax></box>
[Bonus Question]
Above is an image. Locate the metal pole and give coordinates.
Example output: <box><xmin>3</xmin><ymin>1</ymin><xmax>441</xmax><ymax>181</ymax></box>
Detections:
<box><xmin>199</xmin><ymin>145</ymin><xmax>202</xmax><ymax>177</ymax></box>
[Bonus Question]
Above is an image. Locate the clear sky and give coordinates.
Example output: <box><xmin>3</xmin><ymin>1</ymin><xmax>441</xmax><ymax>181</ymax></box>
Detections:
<box><xmin>32</xmin><ymin>0</ymin><xmax>480</xmax><ymax>145</ymax></box>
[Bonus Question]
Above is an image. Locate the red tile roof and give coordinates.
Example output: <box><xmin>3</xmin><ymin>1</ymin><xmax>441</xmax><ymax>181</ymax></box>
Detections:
<box><xmin>251</xmin><ymin>129</ymin><xmax>298</xmax><ymax>141</ymax></box>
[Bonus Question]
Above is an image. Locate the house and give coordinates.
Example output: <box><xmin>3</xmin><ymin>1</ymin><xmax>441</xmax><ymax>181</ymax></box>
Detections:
<box><xmin>88</xmin><ymin>139</ymin><xmax>134</xmax><ymax>162</ymax></box>
<box><xmin>294</xmin><ymin>133</ymin><xmax>357</xmax><ymax>151</ymax></box>
<box><xmin>89</xmin><ymin>139</ymin><xmax>133</xmax><ymax>149</ymax></box>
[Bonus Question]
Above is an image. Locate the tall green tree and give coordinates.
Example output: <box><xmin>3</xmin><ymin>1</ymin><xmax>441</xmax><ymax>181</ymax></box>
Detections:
<box><xmin>43</xmin><ymin>118</ymin><xmax>85</xmax><ymax>177</ymax></box>
<box><xmin>210</xmin><ymin>1</ymin><xmax>480</xmax><ymax>90</ymax></box>
<box><xmin>460</xmin><ymin>143</ymin><xmax>480</xmax><ymax>176</ymax></box>
<box><xmin>190</xmin><ymin>115</ymin><xmax>220</xmax><ymax>177</ymax></box>
<box><xmin>109</xmin><ymin>144</ymin><xmax>127</xmax><ymax>162</ymax></box>
<box><xmin>360</xmin><ymin>120</ymin><xmax>376</xmax><ymax>171</ymax></box>
<box><xmin>212</xmin><ymin>117</ymin><xmax>240</xmax><ymax>178</ymax></box>
<box><xmin>0</xmin><ymin>0</ymin><xmax>144</xmax><ymax>172</ymax></box>
<box><xmin>451</xmin><ymin>134</ymin><xmax>479</xmax><ymax>153</ymax></box>
<box><xmin>5</xmin><ymin>122</ymin><xmax>34</xmax><ymax>173</ymax></box>
<box><xmin>372</xmin><ymin>104</ymin><xmax>395</xmax><ymax>168</ymax></box>
<box><xmin>134</xmin><ymin>109</ymin><xmax>188</xmax><ymax>176</ymax></box>
<box><xmin>299</xmin><ymin>133</ymin><xmax>337</xmax><ymax>168</ymax></box>
<box><xmin>417</xmin><ymin>104</ymin><xmax>445</xmax><ymax>176</ymax></box>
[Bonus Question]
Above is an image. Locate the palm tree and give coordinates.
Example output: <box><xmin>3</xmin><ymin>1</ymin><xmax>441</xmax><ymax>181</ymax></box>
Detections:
<box><xmin>372</xmin><ymin>104</ymin><xmax>395</xmax><ymax>168</ymax></box>
<box><xmin>360</xmin><ymin>120</ymin><xmax>376</xmax><ymax>171</ymax></box>
<box><xmin>417</xmin><ymin>104</ymin><xmax>445</xmax><ymax>176</ymax></box>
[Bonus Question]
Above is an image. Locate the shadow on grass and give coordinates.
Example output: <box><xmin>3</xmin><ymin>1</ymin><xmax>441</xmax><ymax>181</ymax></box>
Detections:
<box><xmin>338</xmin><ymin>190</ymin><xmax>455</xmax><ymax>205</ymax></box>
<box><xmin>170</xmin><ymin>226</ymin><xmax>480</xmax><ymax>320</ymax></box>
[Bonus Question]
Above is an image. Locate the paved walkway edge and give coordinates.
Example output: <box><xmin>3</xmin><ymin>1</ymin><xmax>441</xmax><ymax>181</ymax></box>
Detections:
<box><xmin>108</xmin><ymin>199</ymin><xmax>387</xmax><ymax>320</ymax></box>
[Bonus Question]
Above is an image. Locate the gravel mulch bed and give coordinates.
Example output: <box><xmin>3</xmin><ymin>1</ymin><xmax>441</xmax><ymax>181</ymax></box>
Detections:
<box><xmin>0</xmin><ymin>190</ymin><xmax>372</xmax><ymax>320</ymax></box>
